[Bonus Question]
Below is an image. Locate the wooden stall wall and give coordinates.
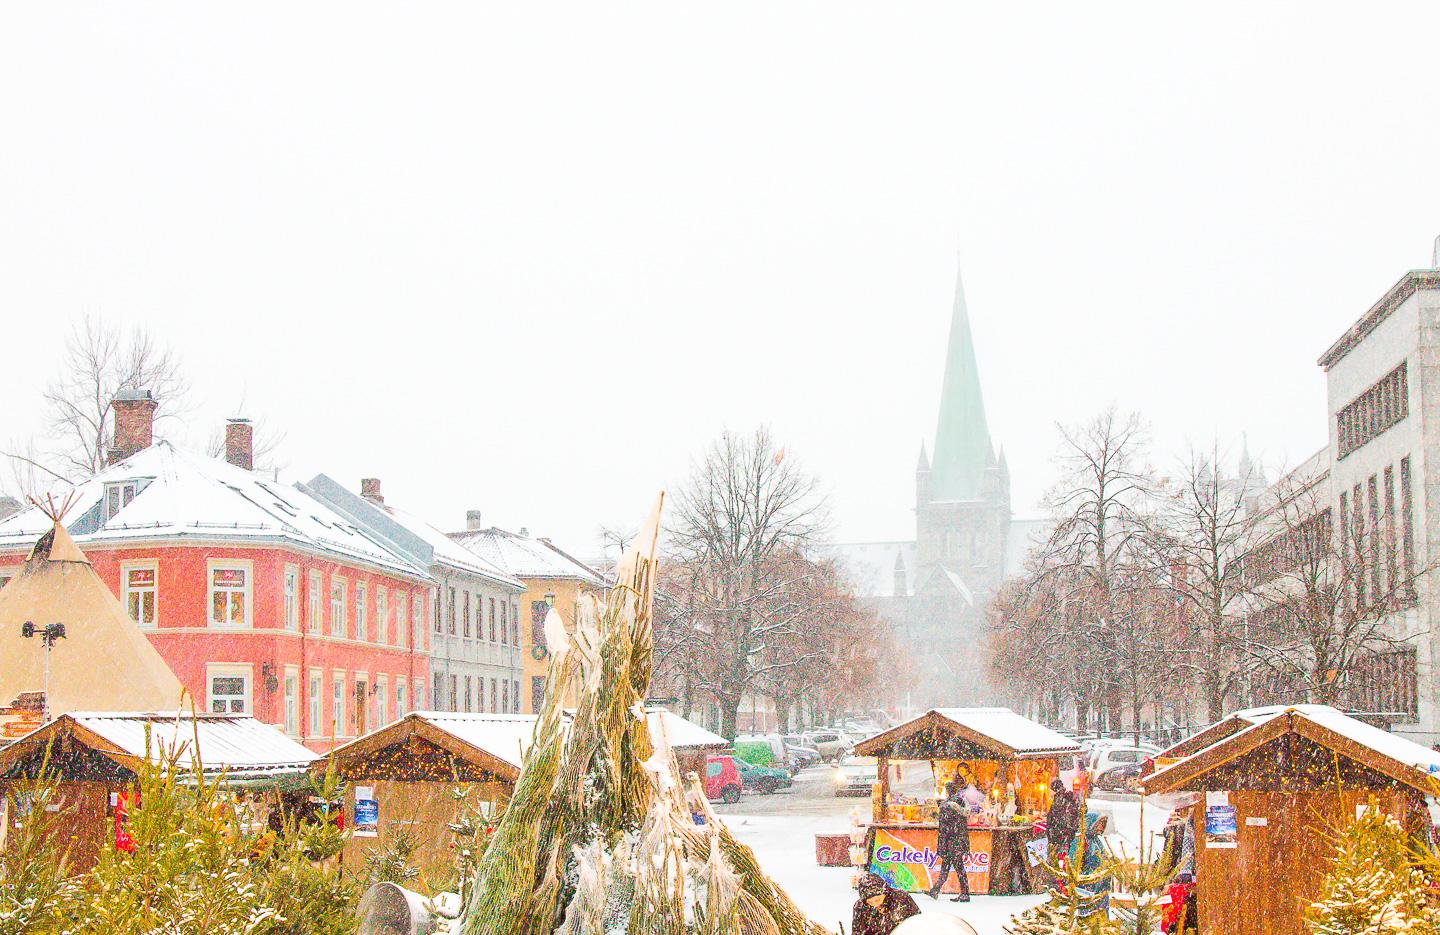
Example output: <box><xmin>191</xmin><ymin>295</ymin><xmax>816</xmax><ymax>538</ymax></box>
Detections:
<box><xmin>1194</xmin><ymin>789</ymin><xmax>1411</xmax><ymax>935</ymax></box>
<box><xmin>342</xmin><ymin>778</ymin><xmax>510</xmax><ymax>882</ymax></box>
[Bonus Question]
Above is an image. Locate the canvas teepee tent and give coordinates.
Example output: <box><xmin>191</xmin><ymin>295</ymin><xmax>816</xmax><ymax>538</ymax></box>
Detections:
<box><xmin>0</xmin><ymin>509</ymin><xmax>183</xmax><ymax>717</ymax></box>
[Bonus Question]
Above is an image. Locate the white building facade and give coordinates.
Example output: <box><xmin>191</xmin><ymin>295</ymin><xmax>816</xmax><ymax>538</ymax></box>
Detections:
<box><xmin>1314</xmin><ymin>268</ymin><xmax>1440</xmax><ymax>742</ymax></box>
<box><xmin>302</xmin><ymin>476</ymin><xmax>526</xmax><ymax>715</ymax></box>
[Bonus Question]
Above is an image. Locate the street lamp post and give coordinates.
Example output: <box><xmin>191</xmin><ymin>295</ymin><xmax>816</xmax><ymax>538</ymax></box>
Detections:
<box><xmin>21</xmin><ymin>621</ymin><xmax>66</xmax><ymax>724</ymax></box>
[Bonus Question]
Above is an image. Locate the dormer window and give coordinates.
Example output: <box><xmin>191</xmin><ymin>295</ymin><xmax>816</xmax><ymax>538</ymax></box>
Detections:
<box><xmin>104</xmin><ymin>481</ymin><xmax>140</xmax><ymax>522</ymax></box>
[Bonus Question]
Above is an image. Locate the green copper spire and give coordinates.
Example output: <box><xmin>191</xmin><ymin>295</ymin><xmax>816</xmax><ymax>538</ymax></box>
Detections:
<box><xmin>929</xmin><ymin>263</ymin><xmax>992</xmax><ymax>501</ymax></box>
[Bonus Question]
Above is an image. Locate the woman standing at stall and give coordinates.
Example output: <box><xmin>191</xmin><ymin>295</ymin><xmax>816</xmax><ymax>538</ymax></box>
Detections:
<box><xmin>927</xmin><ymin>794</ymin><xmax>971</xmax><ymax>902</ymax></box>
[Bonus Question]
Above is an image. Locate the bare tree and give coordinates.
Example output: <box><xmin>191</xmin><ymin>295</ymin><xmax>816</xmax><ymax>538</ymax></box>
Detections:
<box><xmin>666</xmin><ymin>427</ymin><xmax>829</xmax><ymax>739</ymax></box>
<box><xmin>1146</xmin><ymin>443</ymin><xmax>1260</xmax><ymax>722</ymax></box>
<box><xmin>1240</xmin><ymin>469</ymin><xmax>1430</xmax><ymax>709</ymax></box>
<box><xmin>1032</xmin><ymin>407</ymin><xmax>1153</xmax><ymax>731</ymax></box>
<box><xmin>4</xmin><ymin>317</ymin><xmax>189</xmax><ymax>485</ymax></box>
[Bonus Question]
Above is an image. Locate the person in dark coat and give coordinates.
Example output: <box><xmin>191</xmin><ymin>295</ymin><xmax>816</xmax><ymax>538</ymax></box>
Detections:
<box><xmin>927</xmin><ymin>796</ymin><xmax>971</xmax><ymax>901</ymax></box>
<box><xmin>852</xmin><ymin>872</ymin><xmax>920</xmax><ymax>935</ymax></box>
<box><xmin>1045</xmin><ymin>777</ymin><xmax>1079</xmax><ymax>861</ymax></box>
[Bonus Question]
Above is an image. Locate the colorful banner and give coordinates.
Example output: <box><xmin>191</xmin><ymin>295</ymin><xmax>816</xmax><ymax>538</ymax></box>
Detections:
<box><xmin>868</xmin><ymin>826</ymin><xmax>992</xmax><ymax>894</ymax></box>
<box><xmin>353</xmin><ymin>786</ymin><xmax>379</xmax><ymax>838</ymax></box>
<box><xmin>1204</xmin><ymin>792</ymin><xmax>1237</xmax><ymax>849</ymax></box>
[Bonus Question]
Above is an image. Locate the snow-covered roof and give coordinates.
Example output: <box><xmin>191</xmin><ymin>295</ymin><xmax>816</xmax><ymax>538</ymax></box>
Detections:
<box><xmin>0</xmin><ymin>443</ymin><xmax>429</xmax><ymax>579</ymax></box>
<box><xmin>854</xmin><ymin>707</ymin><xmax>1079</xmax><ymax>760</ymax></box>
<box><xmin>406</xmin><ymin>711</ymin><xmax>539</xmax><ymax>770</ymax></box>
<box><xmin>929</xmin><ymin>708</ymin><xmax>1080</xmax><ymax>755</ymax></box>
<box><xmin>1146</xmin><ymin>705</ymin><xmax>1440</xmax><ymax>794</ymax></box>
<box><xmin>938</xmin><ymin>567</ymin><xmax>975</xmax><ymax>605</ymax></box>
<box><xmin>647</xmin><ymin>709</ymin><xmax>728</xmax><ymax>751</ymax></box>
<box><xmin>450</xmin><ymin>528</ymin><xmax>605</xmax><ymax>586</ymax></box>
<box><xmin>4</xmin><ymin>712</ymin><xmax>317</xmax><ymax>777</ymax></box>
<box><xmin>300</xmin><ymin>475</ymin><xmax>522</xmax><ymax>589</ymax></box>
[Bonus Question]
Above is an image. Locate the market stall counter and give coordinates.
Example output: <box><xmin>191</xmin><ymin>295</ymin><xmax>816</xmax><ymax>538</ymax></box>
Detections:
<box><xmin>852</xmin><ymin>708</ymin><xmax>1081</xmax><ymax>897</ymax></box>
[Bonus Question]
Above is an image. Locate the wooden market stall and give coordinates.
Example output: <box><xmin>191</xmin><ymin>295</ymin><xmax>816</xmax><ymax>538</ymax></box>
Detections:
<box><xmin>645</xmin><ymin>706</ymin><xmax>730</xmax><ymax>780</ymax></box>
<box><xmin>852</xmin><ymin>707</ymin><xmax>1081</xmax><ymax>896</ymax></box>
<box><xmin>0</xmin><ymin>711</ymin><xmax>318</xmax><ymax>871</ymax></box>
<box><xmin>1142</xmin><ymin>705</ymin><xmax>1440</xmax><ymax>935</ymax></box>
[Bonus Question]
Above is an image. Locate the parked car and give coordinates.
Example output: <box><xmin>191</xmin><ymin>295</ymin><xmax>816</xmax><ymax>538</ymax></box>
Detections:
<box><xmin>735</xmin><ymin>758</ymin><xmax>793</xmax><ymax>794</ymax></box>
<box><xmin>832</xmin><ymin>755</ymin><xmax>878</xmax><ymax>797</ymax></box>
<box><xmin>805</xmin><ymin>730</ymin><xmax>851</xmax><ymax>763</ymax></box>
<box><xmin>1093</xmin><ymin>762</ymin><xmax>1144</xmax><ymax>793</ymax></box>
<box><xmin>1087</xmin><ymin>744</ymin><xmax>1160</xmax><ymax>777</ymax></box>
<box><xmin>704</xmin><ymin>754</ymin><xmax>743</xmax><ymax>804</ymax></box>
<box><xmin>782</xmin><ymin>737</ymin><xmax>821</xmax><ymax>770</ymax></box>
<box><xmin>733</xmin><ymin>734</ymin><xmax>788</xmax><ymax>770</ymax></box>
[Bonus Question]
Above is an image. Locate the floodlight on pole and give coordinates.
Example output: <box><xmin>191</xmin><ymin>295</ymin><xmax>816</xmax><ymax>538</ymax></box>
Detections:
<box><xmin>21</xmin><ymin>621</ymin><xmax>66</xmax><ymax>723</ymax></box>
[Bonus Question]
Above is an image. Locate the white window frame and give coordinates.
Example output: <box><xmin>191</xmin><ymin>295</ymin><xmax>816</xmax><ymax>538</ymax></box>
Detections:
<box><xmin>207</xmin><ymin>560</ymin><xmax>253</xmax><ymax>629</ymax></box>
<box><xmin>330</xmin><ymin>576</ymin><xmax>347</xmax><ymax>638</ymax></box>
<box><xmin>412</xmin><ymin>594</ymin><xmax>425</xmax><ymax>650</ymax></box>
<box><xmin>283</xmin><ymin>667</ymin><xmax>300</xmax><ymax>736</ymax></box>
<box><xmin>395</xmin><ymin>593</ymin><xmax>407</xmax><ymax>648</ymax></box>
<box><xmin>332</xmin><ymin>670</ymin><xmax>346</xmax><ymax>738</ymax></box>
<box><xmin>120</xmin><ymin>560</ymin><xmax>159</xmax><ymax>628</ymax></box>
<box><xmin>104</xmin><ymin>480</ymin><xmax>140</xmax><ymax>523</ymax></box>
<box><xmin>355</xmin><ymin>583</ymin><xmax>368</xmax><ymax>643</ymax></box>
<box><xmin>376</xmin><ymin>587</ymin><xmax>389</xmax><ymax>645</ymax></box>
<box><xmin>395</xmin><ymin>680</ymin><xmax>406</xmax><ymax>719</ymax></box>
<box><xmin>377</xmin><ymin>674</ymin><xmax>389</xmax><ymax>727</ymax></box>
<box><xmin>353</xmin><ymin>671</ymin><xmax>369</xmax><ymax>736</ymax></box>
<box><xmin>308</xmin><ymin>669</ymin><xmax>323</xmax><ymax>738</ymax></box>
<box><xmin>413</xmin><ymin>677</ymin><xmax>423</xmax><ymax>711</ymax></box>
<box><xmin>307</xmin><ymin>570</ymin><xmax>323</xmax><ymax>634</ymax></box>
<box><xmin>283</xmin><ymin>565</ymin><xmax>299</xmax><ymax>631</ymax></box>
<box><xmin>206</xmin><ymin>663</ymin><xmax>252</xmax><ymax>715</ymax></box>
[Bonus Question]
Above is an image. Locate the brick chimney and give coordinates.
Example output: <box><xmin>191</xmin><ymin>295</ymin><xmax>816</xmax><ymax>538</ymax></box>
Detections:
<box><xmin>466</xmin><ymin>509</ymin><xmax>483</xmax><ymax>531</ymax></box>
<box><xmin>224</xmin><ymin>418</ymin><xmax>254</xmax><ymax>470</ymax></box>
<box><xmin>108</xmin><ymin>389</ymin><xmax>157</xmax><ymax>465</ymax></box>
<box><xmin>361</xmin><ymin>478</ymin><xmax>383</xmax><ymax>504</ymax></box>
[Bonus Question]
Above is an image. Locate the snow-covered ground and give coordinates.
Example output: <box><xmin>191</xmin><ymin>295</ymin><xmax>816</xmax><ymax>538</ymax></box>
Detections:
<box><xmin>717</xmin><ymin>794</ymin><xmax>1175</xmax><ymax>935</ymax></box>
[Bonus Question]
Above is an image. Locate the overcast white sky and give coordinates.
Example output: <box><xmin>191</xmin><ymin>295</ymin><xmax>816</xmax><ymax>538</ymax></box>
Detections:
<box><xmin>3</xmin><ymin>4</ymin><xmax>1440</xmax><ymax>554</ymax></box>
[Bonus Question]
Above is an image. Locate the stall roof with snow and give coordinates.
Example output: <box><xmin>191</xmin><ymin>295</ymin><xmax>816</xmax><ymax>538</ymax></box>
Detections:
<box><xmin>0</xmin><ymin>712</ymin><xmax>318</xmax><ymax>785</ymax></box>
<box><xmin>1143</xmin><ymin>705</ymin><xmax>1440</xmax><ymax>795</ymax></box>
<box><xmin>853</xmin><ymin>707</ymin><xmax>1080</xmax><ymax>761</ymax></box>
<box><xmin>319</xmin><ymin>711</ymin><xmax>538</xmax><ymax>783</ymax></box>
<box><xmin>645</xmin><ymin>708</ymin><xmax>728</xmax><ymax>753</ymax></box>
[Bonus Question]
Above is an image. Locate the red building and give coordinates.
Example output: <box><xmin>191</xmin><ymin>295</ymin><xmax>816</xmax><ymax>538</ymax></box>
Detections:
<box><xmin>0</xmin><ymin>397</ymin><xmax>432</xmax><ymax>752</ymax></box>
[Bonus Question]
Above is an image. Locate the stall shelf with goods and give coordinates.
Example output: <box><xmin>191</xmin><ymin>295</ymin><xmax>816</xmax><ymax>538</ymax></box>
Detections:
<box><xmin>1142</xmin><ymin>704</ymin><xmax>1440</xmax><ymax>935</ymax></box>
<box><xmin>0</xmin><ymin>711</ymin><xmax>317</xmax><ymax>870</ymax></box>
<box><xmin>851</xmin><ymin>707</ymin><xmax>1081</xmax><ymax>897</ymax></box>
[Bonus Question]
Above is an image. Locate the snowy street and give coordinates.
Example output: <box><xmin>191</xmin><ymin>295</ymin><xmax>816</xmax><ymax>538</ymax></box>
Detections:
<box><xmin>714</xmin><ymin>766</ymin><xmax>1174</xmax><ymax>934</ymax></box>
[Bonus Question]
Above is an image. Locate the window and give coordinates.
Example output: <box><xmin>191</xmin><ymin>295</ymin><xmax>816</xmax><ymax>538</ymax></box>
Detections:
<box><xmin>1384</xmin><ymin>466</ymin><xmax>1398</xmax><ymax>595</ymax></box>
<box><xmin>354</xmin><ymin>676</ymin><xmax>367</xmax><ymax>736</ymax></box>
<box><xmin>1368</xmin><ymin>476</ymin><xmax>1381</xmax><ymax>599</ymax></box>
<box><xmin>464</xmin><ymin>676</ymin><xmax>473</xmax><ymax>713</ymax></box>
<box><xmin>413</xmin><ymin>678</ymin><xmax>424</xmax><ymax>711</ymax></box>
<box><xmin>209</xmin><ymin>563</ymin><xmax>251</xmax><ymax>627</ymax></box>
<box><xmin>330</xmin><ymin>578</ymin><xmax>347</xmax><ymax>638</ymax></box>
<box><xmin>489</xmin><ymin>598</ymin><xmax>496</xmax><ymax>637</ymax></box>
<box><xmin>307</xmin><ymin>571</ymin><xmax>322</xmax><ymax>634</ymax></box>
<box><xmin>413</xmin><ymin>594</ymin><xmax>424</xmax><ymax>650</ymax></box>
<box><xmin>356</xmin><ymin>584</ymin><xmax>368</xmax><ymax>642</ymax></box>
<box><xmin>1338</xmin><ymin>362</ymin><xmax>1408</xmax><ymax>458</ymax></box>
<box><xmin>513</xmin><ymin>679</ymin><xmax>520</xmax><ymax>713</ymax></box>
<box><xmin>501</xmin><ymin>679</ymin><xmax>508</xmax><ymax>714</ymax></box>
<box><xmin>531</xmin><ymin>600</ymin><xmax>548</xmax><ymax>647</ymax></box>
<box><xmin>500</xmin><ymin>601</ymin><xmax>507</xmax><ymax>644</ymax></box>
<box><xmin>434</xmin><ymin>589</ymin><xmax>443</xmax><ymax>633</ymax></box>
<box><xmin>122</xmin><ymin>563</ymin><xmax>157</xmax><ymax>627</ymax></box>
<box><xmin>447</xmin><ymin>587</ymin><xmax>457</xmax><ymax>635</ymax></box>
<box><xmin>376</xmin><ymin>587</ymin><xmax>388</xmax><ymax>644</ymax></box>
<box><xmin>104</xmin><ymin>481</ymin><xmax>139</xmax><ymax>522</ymax></box>
<box><xmin>332</xmin><ymin>673</ymin><xmax>346</xmax><ymax>737</ymax></box>
<box><xmin>511</xmin><ymin>602</ymin><xmax>519</xmax><ymax>646</ymax></box>
<box><xmin>463</xmin><ymin>592</ymin><xmax>471</xmax><ymax>638</ymax></box>
<box><xmin>309</xmin><ymin>671</ymin><xmax>323</xmax><ymax>737</ymax></box>
<box><xmin>433</xmin><ymin>673</ymin><xmax>444</xmax><ymax>713</ymax></box>
<box><xmin>283</xmin><ymin>567</ymin><xmax>299</xmax><ymax>631</ymax></box>
<box><xmin>449</xmin><ymin>675</ymin><xmax>458</xmax><ymax>713</ymax></box>
<box><xmin>396</xmin><ymin>680</ymin><xmax>406</xmax><ymax>719</ymax></box>
<box><xmin>1401</xmin><ymin>456</ymin><xmax>1416</xmax><ymax>603</ymax></box>
<box><xmin>395</xmin><ymin>595</ymin><xmax>407</xmax><ymax>648</ymax></box>
<box><xmin>490</xmin><ymin>678</ymin><xmax>498</xmax><ymax>714</ymax></box>
<box><xmin>207</xmin><ymin>666</ymin><xmax>250</xmax><ymax>714</ymax></box>
<box><xmin>1352</xmin><ymin>648</ymin><xmax>1419</xmax><ymax>717</ymax></box>
<box><xmin>283</xmin><ymin>670</ymin><xmax>298</xmax><ymax>736</ymax></box>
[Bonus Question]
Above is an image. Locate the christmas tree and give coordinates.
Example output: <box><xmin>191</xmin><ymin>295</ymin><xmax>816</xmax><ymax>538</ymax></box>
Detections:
<box><xmin>1306</xmin><ymin>802</ymin><xmax>1438</xmax><ymax>935</ymax></box>
<box><xmin>1004</xmin><ymin>825</ymin><xmax>1121</xmax><ymax>935</ymax></box>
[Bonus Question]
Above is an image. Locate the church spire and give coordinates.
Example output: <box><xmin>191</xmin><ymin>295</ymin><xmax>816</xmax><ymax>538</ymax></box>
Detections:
<box><xmin>930</xmin><ymin>261</ymin><xmax>992</xmax><ymax>500</ymax></box>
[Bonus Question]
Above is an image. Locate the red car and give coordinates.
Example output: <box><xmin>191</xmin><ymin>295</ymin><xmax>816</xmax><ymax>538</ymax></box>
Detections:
<box><xmin>704</xmin><ymin>755</ymin><xmax>744</xmax><ymax>804</ymax></box>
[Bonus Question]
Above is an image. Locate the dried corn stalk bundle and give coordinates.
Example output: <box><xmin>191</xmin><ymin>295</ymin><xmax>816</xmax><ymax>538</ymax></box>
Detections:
<box><xmin>460</xmin><ymin>496</ymin><xmax>830</xmax><ymax>935</ymax></box>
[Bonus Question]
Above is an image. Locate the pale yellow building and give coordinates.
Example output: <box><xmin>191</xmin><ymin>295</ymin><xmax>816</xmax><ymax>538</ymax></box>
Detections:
<box><xmin>449</xmin><ymin>525</ymin><xmax>606</xmax><ymax>713</ymax></box>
